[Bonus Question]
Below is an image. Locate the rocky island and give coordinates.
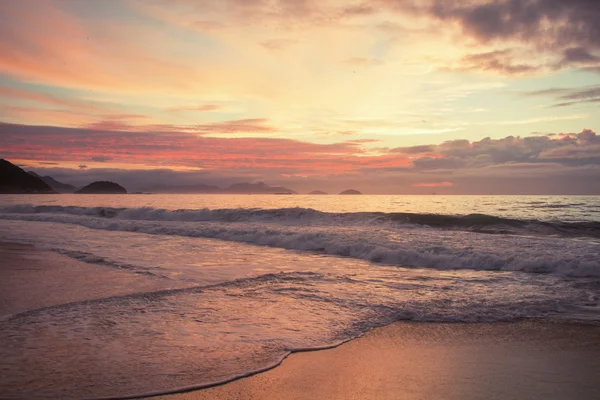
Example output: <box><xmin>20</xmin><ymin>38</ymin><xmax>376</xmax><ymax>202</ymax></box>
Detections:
<box><xmin>339</xmin><ymin>189</ymin><xmax>362</xmax><ymax>195</ymax></box>
<box><xmin>75</xmin><ymin>181</ymin><xmax>127</xmax><ymax>194</ymax></box>
<box><xmin>308</xmin><ymin>190</ymin><xmax>328</xmax><ymax>195</ymax></box>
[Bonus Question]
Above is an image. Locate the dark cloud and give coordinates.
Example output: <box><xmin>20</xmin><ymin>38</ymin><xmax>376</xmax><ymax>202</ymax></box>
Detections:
<box><xmin>91</xmin><ymin>155</ymin><xmax>113</xmax><ymax>162</ymax></box>
<box><xmin>392</xmin><ymin>129</ymin><xmax>600</xmax><ymax>169</ymax></box>
<box><xmin>561</xmin><ymin>87</ymin><xmax>600</xmax><ymax>101</ymax></box>
<box><xmin>401</xmin><ymin>0</ymin><xmax>600</xmax><ymax>73</ymax></box>
<box><xmin>390</xmin><ymin>144</ymin><xmax>436</xmax><ymax>154</ymax></box>
<box><xmin>413</xmin><ymin>156</ymin><xmax>467</xmax><ymax>170</ymax></box>
<box><xmin>341</xmin><ymin>5</ymin><xmax>377</xmax><ymax>17</ymax></box>
<box><xmin>521</xmin><ymin>84</ymin><xmax>600</xmax><ymax>107</ymax></box>
<box><xmin>561</xmin><ymin>47</ymin><xmax>600</xmax><ymax>65</ymax></box>
<box><xmin>78</xmin><ymin>164</ymin><xmax>88</xmax><ymax>169</ymax></box>
<box><xmin>426</xmin><ymin>0</ymin><xmax>600</xmax><ymax>49</ymax></box>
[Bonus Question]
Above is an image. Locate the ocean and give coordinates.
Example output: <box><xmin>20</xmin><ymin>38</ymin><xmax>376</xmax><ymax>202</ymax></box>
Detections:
<box><xmin>1</xmin><ymin>194</ymin><xmax>599</xmax><ymax>399</ymax></box>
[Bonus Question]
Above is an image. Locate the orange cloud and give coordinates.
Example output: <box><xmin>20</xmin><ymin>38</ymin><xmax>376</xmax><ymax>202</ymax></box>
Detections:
<box><xmin>412</xmin><ymin>182</ymin><xmax>455</xmax><ymax>187</ymax></box>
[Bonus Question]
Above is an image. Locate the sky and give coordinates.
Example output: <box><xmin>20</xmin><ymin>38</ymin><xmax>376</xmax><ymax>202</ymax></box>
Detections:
<box><xmin>1</xmin><ymin>0</ymin><xmax>599</xmax><ymax>194</ymax></box>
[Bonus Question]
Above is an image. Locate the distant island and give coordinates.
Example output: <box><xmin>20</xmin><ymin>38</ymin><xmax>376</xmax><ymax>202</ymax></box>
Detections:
<box><xmin>3</xmin><ymin>158</ymin><xmax>298</xmax><ymax>195</ymax></box>
<box><xmin>339</xmin><ymin>189</ymin><xmax>362</xmax><ymax>195</ymax></box>
<box><xmin>143</xmin><ymin>181</ymin><xmax>296</xmax><ymax>194</ymax></box>
<box><xmin>0</xmin><ymin>159</ymin><xmax>56</xmax><ymax>194</ymax></box>
<box><xmin>75</xmin><ymin>181</ymin><xmax>127</xmax><ymax>194</ymax></box>
<box><xmin>308</xmin><ymin>190</ymin><xmax>328</xmax><ymax>195</ymax></box>
<box><xmin>28</xmin><ymin>171</ymin><xmax>76</xmax><ymax>193</ymax></box>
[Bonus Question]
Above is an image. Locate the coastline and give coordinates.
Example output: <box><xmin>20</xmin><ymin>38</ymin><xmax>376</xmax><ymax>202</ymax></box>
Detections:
<box><xmin>1</xmin><ymin>241</ymin><xmax>599</xmax><ymax>400</ymax></box>
<box><xmin>152</xmin><ymin>320</ymin><xmax>600</xmax><ymax>400</ymax></box>
<box><xmin>0</xmin><ymin>241</ymin><xmax>184</xmax><ymax>318</ymax></box>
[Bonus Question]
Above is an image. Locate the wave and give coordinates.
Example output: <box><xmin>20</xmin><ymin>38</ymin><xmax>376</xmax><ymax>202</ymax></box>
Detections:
<box><xmin>4</xmin><ymin>268</ymin><xmax>592</xmax><ymax>399</ymax></box>
<box><xmin>53</xmin><ymin>248</ymin><xmax>172</xmax><ymax>280</ymax></box>
<box><xmin>2</xmin><ymin>204</ymin><xmax>600</xmax><ymax>238</ymax></box>
<box><xmin>2</xmin><ymin>211</ymin><xmax>600</xmax><ymax>277</ymax></box>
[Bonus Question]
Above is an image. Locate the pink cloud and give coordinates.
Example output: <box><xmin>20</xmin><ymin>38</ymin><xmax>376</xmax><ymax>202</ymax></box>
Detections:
<box><xmin>0</xmin><ymin>122</ymin><xmax>410</xmax><ymax>176</ymax></box>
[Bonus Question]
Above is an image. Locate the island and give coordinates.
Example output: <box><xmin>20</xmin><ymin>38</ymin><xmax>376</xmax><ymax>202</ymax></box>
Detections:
<box><xmin>339</xmin><ymin>189</ymin><xmax>362</xmax><ymax>195</ymax></box>
<box><xmin>75</xmin><ymin>181</ymin><xmax>127</xmax><ymax>194</ymax></box>
<box><xmin>308</xmin><ymin>190</ymin><xmax>328</xmax><ymax>195</ymax></box>
<box><xmin>0</xmin><ymin>159</ymin><xmax>56</xmax><ymax>194</ymax></box>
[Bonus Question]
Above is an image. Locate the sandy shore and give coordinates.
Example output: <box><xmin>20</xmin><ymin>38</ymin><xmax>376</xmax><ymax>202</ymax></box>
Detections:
<box><xmin>1</xmin><ymin>241</ymin><xmax>599</xmax><ymax>400</ymax></box>
<box><xmin>153</xmin><ymin>320</ymin><xmax>600</xmax><ymax>400</ymax></box>
<box><xmin>0</xmin><ymin>241</ymin><xmax>183</xmax><ymax>317</ymax></box>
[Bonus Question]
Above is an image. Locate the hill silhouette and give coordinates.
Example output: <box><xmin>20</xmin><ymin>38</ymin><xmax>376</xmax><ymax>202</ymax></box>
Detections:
<box><xmin>75</xmin><ymin>181</ymin><xmax>127</xmax><ymax>194</ymax></box>
<box><xmin>28</xmin><ymin>171</ymin><xmax>76</xmax><ymax>193</ymax></box>
<box><xmin>0</xmin><ymin>159</ymin><xmax>55</xmax><ymax>194</ymax></box>
<box><xmin>339</xmin><ymin>189</ymin><xmax>362</xmax><ymax>195</ymax></box>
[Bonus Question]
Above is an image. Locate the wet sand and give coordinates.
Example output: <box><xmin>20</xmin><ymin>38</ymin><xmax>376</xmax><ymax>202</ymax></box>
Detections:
<box><xmin>0</xmin><ymin>241</ymin><xmax>182</xmax><ymax>317</ymax></box>
<box><xmin>153</xmin><ymin>320</ymin><xmax>600</xmax><ymax>400</ymax></box>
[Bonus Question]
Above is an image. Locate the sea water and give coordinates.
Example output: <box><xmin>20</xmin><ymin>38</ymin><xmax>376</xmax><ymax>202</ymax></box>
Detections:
<box><xmin>0</xmin><ymin>195</ymin><xmax>599</xmax><ymax>399</ymax></box>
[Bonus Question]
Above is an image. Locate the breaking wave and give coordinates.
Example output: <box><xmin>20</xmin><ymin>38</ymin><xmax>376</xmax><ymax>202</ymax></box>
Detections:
<box><xmin>2</xmin><ymin>205</ymin><xmax>600</xmax><ymax>277</ymax></box>
<box><xmin>2</xmin><ymin>204</ymin><xmax>600</xmax><ymax>237</ymax></box>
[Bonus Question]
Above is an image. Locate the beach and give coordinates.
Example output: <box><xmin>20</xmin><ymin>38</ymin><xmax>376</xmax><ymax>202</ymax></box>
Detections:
<box><xmin>0</xmin><ymin>241</ymin><xmax>186</xmax><ymax>317</ymax></box>
<box><xmin>1</xmin><ymin>240</ymin><xmax>599</xmax><ymax>400</ymax></box>
<box><xmin>1</xmin><ymin>195</ymin><xmax>599</xmax><ymax>399</ymax></box>
<box><xmin>154</xmin><ymin>321</ymin><xmax>600</xmax><ymax>400</ymax></box>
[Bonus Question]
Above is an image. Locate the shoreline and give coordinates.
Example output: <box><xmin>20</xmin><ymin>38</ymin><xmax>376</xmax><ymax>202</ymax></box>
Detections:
<box><xmin>0</xmin><ymin>240</ymin><xmax>186</xmax><ymax>318</ymax></box>
<box><xmin>1</xmin><ymin>240</ymin><xmax>599</xmax><ymax>400</ymax></box>
<box><xmin>150</xmin><ymin>320</ymin><xmax>600</xmax><ymax>400</ymax></box>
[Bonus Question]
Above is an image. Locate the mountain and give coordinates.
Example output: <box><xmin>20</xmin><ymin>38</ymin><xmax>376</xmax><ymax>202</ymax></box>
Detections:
<box><xmin>28</xmin><ymin>171</ymin><xmax>76</xmax><ymax>193</ymax></box>
<box><xmin>75</xmin><ymin>181</ymin><xmax>127</xmax><ymax>194</ymax></box>
<box><xmin>224</xmin><ymin>182</ymin><xmax>296</xmax><ymax>194</ymax></box>
<box><xmin>339</xmin><ymin>189</ymin><xmax>362</xmax><ymax>195</ymax></box>
<box><xmin>144</xmin><ymin>183</ymin><xmax>221</xmax><ymax>194</ymax></box>
<box><xmin>308</xmin><ymin>190</ymin><xmax>328</xmax><ymax>195</ymax></box>
<box><xmin>0</xmin><ymin>159</ymin><xmax>56</xmax><ymax>194</ymax></box>
<box><xmin>143</xmin><ymin>181</ymin><xmax>296</xmax><ymax>194</ymax></box>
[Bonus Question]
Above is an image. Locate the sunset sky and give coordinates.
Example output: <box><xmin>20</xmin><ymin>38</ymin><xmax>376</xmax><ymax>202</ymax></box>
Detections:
<box><xmin>1</xmin><ymin>0</ymin><xmax>599</xmax><ymax>193</ymax></box>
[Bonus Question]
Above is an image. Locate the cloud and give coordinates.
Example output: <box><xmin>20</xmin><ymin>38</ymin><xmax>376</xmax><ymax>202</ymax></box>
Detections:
<box><xmin>390</xmin><ymin>144</ymin><xmax>436</xmax><ymax>154</ymax></box>
<box><xmin>424</xmin><ymin>0</ymin><xmax>600</xmax><ymax>49</ymax></box>
<box><xmin>0</xmin><ymin>85</ymin><xmax>107</xmax><ymax>113</ymax></box>
<box><xmin>5</xmin><ymin>121</ymin><xmax>600</xmax><ymax>194</ymax></box>
<box><xmin>391</xmin><ymin>129</ymin><xmax>600</xmax><ymax>169</ymax></box>
<box><xmin>561</xmin><ymin>47</ymin><xmax>600</xmax><ymax>65</ymax></box>
<box><xmin>522</xmin><ymin>84</ymin><xmax>600</xmax><ymax>108</ymax></box>
<box><xmin>412</xmin><ymin>181</ymin><xmax>454</xmax><ymax>187</ymax></box>
<box><xmin>79</xmin><ymin>118</ymin><xmax>278</xmax><ymax>135</ymax></box>
<box><xmin>260</xmin><ymin>39</ymin><xmax>297</xmax><ymax>52</ymax></box>
<box><xmin>401</xmin><ymin>0</ymin><xmax>600</xmax><ymax>74</ymax></box>
<box><xmin>450</xmin><ymin>50</ymin><xmax>540</xmax><ymax>75</ymax></box>
<box><xmin>0</xmin><ymin>122</ymin><xmax>410</xmax><ymax>175</ymax></box>
<box><xmin>90</xmin><ymin>156</ymin><xmax>113</xmax><ymax>162</ymax></box>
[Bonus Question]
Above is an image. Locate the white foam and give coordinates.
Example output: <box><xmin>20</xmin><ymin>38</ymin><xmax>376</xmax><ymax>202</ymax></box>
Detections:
<box><xmin>2</xmin><ymin>211</ymin><xmax>599</xmax><ymax>277</ymax></box>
